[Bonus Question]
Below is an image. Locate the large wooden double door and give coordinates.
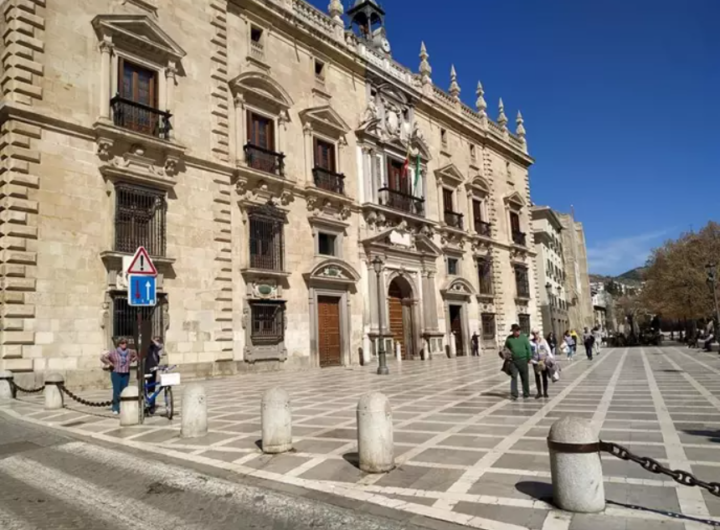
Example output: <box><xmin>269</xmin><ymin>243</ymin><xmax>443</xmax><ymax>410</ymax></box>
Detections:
<box><xmin>318</xmin><ymin>296</ymin><xmax>341</xmax><ymax>367</ymax></box>
<box><xmin>388</xmin><ymin>281</ymin><xmax>414</xmax><ymax>360</ymax></box>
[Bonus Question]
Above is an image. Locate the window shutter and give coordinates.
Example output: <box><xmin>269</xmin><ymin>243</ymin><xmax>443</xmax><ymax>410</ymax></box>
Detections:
<box><xmin>246</xmin><ymin>110</ymin><xmax>253</xmax><ymax>145</ymax></box>
<box><xmin>267</xmin><ymin>118</ymin><xmax>275</xmax><ymax>151</ymax></box>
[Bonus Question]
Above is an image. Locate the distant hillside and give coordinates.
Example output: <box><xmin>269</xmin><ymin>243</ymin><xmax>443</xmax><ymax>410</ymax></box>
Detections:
<box><xmin>589</xmin><ymin>267</ymin><xmax>645</xmax><ymax>288</ymax></box>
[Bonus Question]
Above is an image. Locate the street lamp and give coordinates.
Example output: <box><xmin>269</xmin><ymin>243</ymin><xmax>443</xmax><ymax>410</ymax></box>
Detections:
<box><xmin>545</xmin><ymin>282</ymin><xmax>554</xmax><ymax>338</ymax></box>
<box><xmin>372</xmin><ymin>256</ymin><xmax>389</xmax><ymax>376</ymax></box>
<box><xmin>706</xmin><ymin>263</ymin><xmax>720</xmax><ymax>341</ymax></box>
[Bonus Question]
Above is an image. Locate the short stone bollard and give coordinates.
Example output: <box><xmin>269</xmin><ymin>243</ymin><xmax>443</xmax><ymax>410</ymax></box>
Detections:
<box><xmin>119</xmin><ymin>385</ymin><xmax>139</xmax><ymax>426</ymax></box>
<box><xmin>181</xmin><ymin>384</ymin><xmax>207</xmax><ymax>438</ymax></box>
<box><xmin>261</xmin><ymin>388</ymin><xmax>292</xmax><ymax>454</ymax></box>
<box><xmin>548</xmin><ymin>417</ymin><xmax>605</xmax><ymax>513</ymax></box>
<box><xmin>357</xmin><ymin>392</ymin><xmax>394</xmax><ymax>473</ymax></box>
<box><xmin>44</xmin><ymin>373</ymin><xmax>64</xmax><ymax>410</ymax></box>
<box><xmin>0</xmin><ymin>371</ymin><xmax>14</xmax><ymax>402</ymax></box>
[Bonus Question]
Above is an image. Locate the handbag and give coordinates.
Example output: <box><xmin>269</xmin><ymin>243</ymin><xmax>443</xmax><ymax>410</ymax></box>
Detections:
<box><xmin>552</xmin><ymin>369</ymin><xmax>560</xmax><ymax>382</ymax></box>
<box><xmin>534</xmin><ymin>360</ymin><xmax>546</xmax><ymax>373</ymax></box>
<box><xmin>501</xmin><ymin>359</ymin><xmax>513</xmax><ymax>376</ymax></box>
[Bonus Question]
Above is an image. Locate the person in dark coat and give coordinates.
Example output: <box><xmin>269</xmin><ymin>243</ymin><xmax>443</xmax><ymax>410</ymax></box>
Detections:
<box><xmin>144</xmin><ymin>336</ymin><xmax>164</xmax><ymax>414</ymax></box>
<box><xmin>471</xmin><ymin>332</ymin><xmax>480</xmax><ymax>357</ymax></box>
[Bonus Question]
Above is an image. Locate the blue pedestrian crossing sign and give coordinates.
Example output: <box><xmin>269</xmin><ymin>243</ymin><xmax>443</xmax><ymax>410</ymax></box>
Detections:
<box><xmin>128</xmin><ymin>274</ymin><xmax>157</xmax><ymax>307</ymax></box>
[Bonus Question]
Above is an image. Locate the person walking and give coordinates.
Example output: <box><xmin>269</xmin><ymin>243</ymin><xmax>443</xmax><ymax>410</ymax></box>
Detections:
<box><xmin>100</xmin><ymin>338</ymin><xmax>138</xmax><ymax>415</ymax></box>
<box><xmin>531</xmin><ymin>330</ymin><xmax>552</xmax><ymax>399</ymax></box>
<box><xmin>546</xmin><ymin>331</ymin><xmax>558</xmax><ymax>356</ymax></box>
<box><xmin>593</xmin><ymin>326</ymin><xmax>603</xmax><ymax>356</ymax></box>
<box><xmin>504</xmin><ymin>324</ymin><xmax>532</xmax><ymax>401</ymax></box>
<box><xmin>583</xmin><ymin>327</ymin><xmax>595</xmax><ymax>360</ymax></box>
<box><xmin>563</xmin><ymin>330</ymin><xmax>574</xmax><ymax>360</ymax></box>
<box><xmin>144</xmin><ymin>336</ymin><xmax>164</xmax><ymax>415</ymax></box>
<box><xmin>471</xmin><ymin>332</ymin><xmax>480</xmax><ymax>357</ymax></box>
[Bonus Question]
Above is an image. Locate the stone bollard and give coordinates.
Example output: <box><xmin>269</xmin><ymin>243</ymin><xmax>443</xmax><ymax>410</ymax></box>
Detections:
<box><xmin>44</xmin><ymin>373</ymin><xmax>64</xmax><ymax>410</ymax></box>
<box><xmin>449</xmin><ymin>333</ymin><xmax>457</xmax><ymax>358</ymax></box>
<box><xmin>0</xmin><ymin>371</ymin><xmax>14</xmax><ymax>402</ymax></box>
<box><xmin>357</xmin><ymin>392</ymin><xmax>394</xmax><ymax>473</ymax></box>
<box><xmin>119</xmin><ymin>385</ymin><xmax>140</xmax><ymax>426</ymax></box>
<box><xmin>395</xmin><ymin>342</ymin><xmax>402</xmax><ymax>362</ymax></box>
<box><xmin>181</xmin><ymin>384</ymin><xmax>207</xmax><ymax>438</ymax></box>
<box><xmin>548</xmin><ymin>417</ymin><xmax>605</xmax><ymax>513</ymax></box>
<box><xmin>261</xmin><ymin>388</ymin><xmax>292</xmax><ymax>454</ymax></box>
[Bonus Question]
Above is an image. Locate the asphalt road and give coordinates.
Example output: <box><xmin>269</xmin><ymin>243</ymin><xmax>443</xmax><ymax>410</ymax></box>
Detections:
<box><xmin>0</xmin><ymin>414</ymin><xmax>461</xmax><ymax>530</ymax></box>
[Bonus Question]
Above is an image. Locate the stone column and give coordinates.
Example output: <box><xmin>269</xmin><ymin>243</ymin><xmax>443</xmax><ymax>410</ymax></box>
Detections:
<box><xmin>165</xmin><ymin>61</ymin><xmax>177</xmax><ymax>139</ymax></box>
<box><xmin>466</xmin><ymin>189</ymin><xmax>475</xmax><ymax>234</ymax></box>
<box><xmin>277</xmin><ymin>110</ymin><xmax>289</xmax><ymax>154</ymax></box>
<box><xmin>303</xmin><ymin>122</ymin><xmax>314</xmax><ymax>185</ymax></box>
<box><xmin>234</xmin><ymin>94</ymin><xmax>245</xmax><ymax>165</ymax></box>
<box><xmin>98</xmin><ymin>38</ymin><xmax>114</xmax><ymax>121</ymax></box>
<box><xmin>422</xmin><ymin>271</ymin><xmax>439</xmax><ymax>331</ymax></box>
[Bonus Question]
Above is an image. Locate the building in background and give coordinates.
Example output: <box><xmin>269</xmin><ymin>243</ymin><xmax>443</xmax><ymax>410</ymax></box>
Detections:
<box><xmin>556</xmin><ymin>213</ymin><xmax>594</xmax><ymax>331</ymax></box>
<box><xmin>0</xmin><ymin>0</ymin><xmax>539</xmax><ymax>384</ymax></box>
<box><xmin>531</xmin><ymin>206</ymin><xmax>568</xmax><ymax>337</ymax></box>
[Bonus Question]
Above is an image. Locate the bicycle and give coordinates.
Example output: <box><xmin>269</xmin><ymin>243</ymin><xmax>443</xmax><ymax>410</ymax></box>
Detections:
<box><xmin>143</xmin><ymin>365</ymin><xmax>178</xmax><ymax>420</ymax></box>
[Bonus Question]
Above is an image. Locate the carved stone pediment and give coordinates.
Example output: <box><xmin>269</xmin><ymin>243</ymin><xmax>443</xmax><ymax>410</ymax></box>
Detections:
<box><xmin>304</xmin><ymin>258</ymin><xmax>361</xmax><ymax>286</ymax></box>
<box><xmin>300</xmin><ymin>105</ymin><xmax>350</xmax><ymax>137</ymax></box>
<box><xmin>441</xmin><ymin>277</ymin><xmax>476</xmax><ymax>299</ymax></box>
<box><xmin>231</xmin><ymin>72</ymin><xmax>294</xmax><ymax>111</ymax></box>
<box><xmin>435</xmin><ymin>163</ymin><xmax>465</xmax><ymax>186</ymax></box>
<box><xmin>236</xmin><ymin>175</ymin><xmax>295</xmax><ymax>208</ymax></box>
<box><xmin>504</xmin><ymin>191</ymin><xmax>526</xmax><ymax>209</ymax></box>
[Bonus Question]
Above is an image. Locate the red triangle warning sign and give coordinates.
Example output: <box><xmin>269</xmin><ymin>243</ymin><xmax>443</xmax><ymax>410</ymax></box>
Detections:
<box><xmin>126</xmin><ymin>246</ymin><xmax>158</xmax><ymax>276</ymax></box>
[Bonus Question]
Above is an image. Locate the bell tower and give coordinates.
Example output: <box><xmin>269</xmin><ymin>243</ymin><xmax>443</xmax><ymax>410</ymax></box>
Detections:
<box><xmin>347</xmin><ymin>0</ymin><xmax>391</xmax><ymax>55</ymax></box>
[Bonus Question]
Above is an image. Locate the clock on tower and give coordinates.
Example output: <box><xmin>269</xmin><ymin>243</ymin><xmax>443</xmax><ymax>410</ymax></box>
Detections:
<box><xmin>347</xmin><ymin>0</ymin><xmax>391</xmax><ymax>56</ymax></box>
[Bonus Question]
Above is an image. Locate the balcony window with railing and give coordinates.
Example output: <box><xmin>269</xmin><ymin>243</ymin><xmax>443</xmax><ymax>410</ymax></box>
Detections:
<box><xmin>378</xmin><ymin>157</ymin><xmax>424</xmax><ymax>216</ymax></box>
<box><xmin>312</xmin><ymin>137</ymin><xmax>344</xmax><ymax>194</ymax></box>
<box><xmin>512</xmin><ymin>231</ymin><xmax>527</xmax><ymax>246</ymax></box>
<box><xmin>514</xmin><ymin>265</ymin><xmax>531</xmax><ymax>299</ymax></box>
<box><xmin>113</xmin><ymin>59</ymin><xmax>171</xmax><ymax>139</ymax></box>
<box><xmin>477</xmin><ymin>258</ymin><xmax>494</xmax><ymax>296</ymax></box>
<box><xmin>472</xmin><ymin>199</ymin><xmax>491</xmax><ymax>237</ymax></box>
<box><xmin>245</xmin><ymin>111</ymin><xmax>284</xmax><ymax>175</ymax></box>
<box><xmin>509</xmin><ymin>211</ymin><xmax>526</xmax><ymax>246</ymax></box>
<box><xmin>114</xmin><ymin>184</ymin><xmax>166</xmax><ymax>257</ymax></box>
<box><xmin>248</xmin><ymin>205</ymin><xmax>285</xmax><ymax>272</ymax></box>
<box><xmin>250</xmin><ymin>26</ymin><xmax>265</xmax><ymax>61</ymax></box>
<box><xmin>442</xmin><ymin>188</ymin><xmax>463</xmax><ymax>228</ymax></box>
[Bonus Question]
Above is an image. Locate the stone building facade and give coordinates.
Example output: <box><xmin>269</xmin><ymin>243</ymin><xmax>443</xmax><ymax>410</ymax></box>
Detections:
<box><xmin>556</xmin><ymin>212</ymin><xmax>593</xmax><ymax>331</ymax></box>
<box><xmin>531</xmin><ymin>206</ymin><xmax>568</xmax><ymax>337</ymax></box>
<box><xmin>0</xmin><ymin>0</ymin><xmax>538</xmax><ymax>384</ymax></box>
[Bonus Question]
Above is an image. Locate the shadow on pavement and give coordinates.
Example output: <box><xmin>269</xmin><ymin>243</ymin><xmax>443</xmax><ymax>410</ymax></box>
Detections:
<box><xmin>606</xmin><ymin>500</ymin><xmax>720</xmax><ymax>527</ymax></box>
<box><xmin>342</xmin><ymin>452</ymin><xmax>360</xmax><ymax>468</ymax></box>
<box><xmin>515</xmin><ymin>481</ymin><xmax>554</xmax><ymax>503</ymax></box>
<box><xmin>681</xmin><ymin>430</ymin><xmax>720</xmax><ymax>443</ymax></box>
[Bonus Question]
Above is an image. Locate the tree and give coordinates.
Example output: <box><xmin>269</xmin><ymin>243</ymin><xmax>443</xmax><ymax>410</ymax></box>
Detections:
<box><xmin>641</xmin><ymin>222</ymin><xmax>720</xmax><ymax>321</ymax></box>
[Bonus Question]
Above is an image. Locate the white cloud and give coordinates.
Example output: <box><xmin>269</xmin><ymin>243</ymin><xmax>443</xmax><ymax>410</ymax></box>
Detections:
<box><xmin>586</xmin><ymin>230</ymin><xmax>669</xmax><ymax>276</ymax></box>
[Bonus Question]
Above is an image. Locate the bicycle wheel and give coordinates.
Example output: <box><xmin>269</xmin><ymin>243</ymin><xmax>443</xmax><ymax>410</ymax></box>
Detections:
<box><xmin>164</xmin><ymin>387</ymin><xmax>174</xmax><ymax>420</ymax></box>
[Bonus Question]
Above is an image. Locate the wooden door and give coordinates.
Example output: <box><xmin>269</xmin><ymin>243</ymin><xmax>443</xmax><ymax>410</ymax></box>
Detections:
<box><xmin>318</xmin><ymin>296</ymin><xmax>341</xmax><ymax>367</ymax></box>
<box><xmin>388</xmin><ymin>283</ymin><xmax>405</xmax><ymax>359</ymax></box>
<box><xmin>450</xmin><ymin>305</ymin><xmax>464</xmax><ymax>355</ymax></box>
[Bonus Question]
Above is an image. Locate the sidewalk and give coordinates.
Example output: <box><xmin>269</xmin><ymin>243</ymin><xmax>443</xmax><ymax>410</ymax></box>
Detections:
<box><xmin>4</xmin><ymin>346</ymin><xmax>720</xmax><ymax>530</ymax></box>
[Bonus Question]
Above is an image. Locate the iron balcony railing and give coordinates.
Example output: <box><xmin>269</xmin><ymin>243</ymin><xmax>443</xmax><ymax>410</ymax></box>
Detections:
<box><xmin>111</xmin><ymin>96</ymin><xmax>172</xmax><ymax>139</ymax></box>
<box><xmin>512</xmin><ymin>230</ymin><xmax>527</xmax><ymax>246</ymax></box>
<box><xmin>378</xmin><ymin>187</ymin><xmax>424</xmax><ymax>216</ymax></box>
<box><xmin>443</xmin><ymin>210</ymin><xmax>464</xmax><ymax>229</ymax></box>
<box><xmin>475</xmin><ymin>220</ymin><xmax>492</xmax><ymax>237</ymax></box>
<box><xmin>312</xmin><ymin>167</ymin><xmax>345</xmax><ymax>195</ymax></box>
<box><xmin>244</xmin><ymin>143</ymin><xmax>285</xmax><ymax>176</ymax></box>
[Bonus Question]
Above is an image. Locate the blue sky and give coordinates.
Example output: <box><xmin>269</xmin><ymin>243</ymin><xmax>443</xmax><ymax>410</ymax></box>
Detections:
<box><xmin>307</xmin><ymin>0</ymin><xmax>719</xmax><ymax>275</ymax></box>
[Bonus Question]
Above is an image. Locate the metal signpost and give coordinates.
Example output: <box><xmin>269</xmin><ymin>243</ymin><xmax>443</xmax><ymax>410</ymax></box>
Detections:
<box><xmin>126</xmin><ymin>247</ymin><xmax>158</xmax><ymax>424</ymax></box>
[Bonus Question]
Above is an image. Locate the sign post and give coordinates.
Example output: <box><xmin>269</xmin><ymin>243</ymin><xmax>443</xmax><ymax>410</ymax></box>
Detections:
<box><xmin>126</xmin><ymin>247</ymin><xmax>158</xmax><ymax>425</ymax></box>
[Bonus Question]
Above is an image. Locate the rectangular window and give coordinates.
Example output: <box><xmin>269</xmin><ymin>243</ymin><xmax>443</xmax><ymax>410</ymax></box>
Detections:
<box><xmin>470</xmin><ymin>144</ymin><xmax>476</xmax><ymax>160</ymax></box>
<box><xmin>386</xmin><ymin>157</ymin><xmax>409</xmax><ymax>194</ymax></box>
<box><xmin>518</xmin><ymin>314</ymin><xmax>531</xmax><ymax>336</ymax></box>
<box><xmin>447</xmin><ymin>257</ymin><xmax>458</xmax><ymax>276</ymax></box>
<box><xmin>249</xmin><ymin>212</ymin><xmax>283</xmax><ymax>271</ymax></box>
<box><xmin>440</xmin><ymin>128</ymin><xmax>447</xmax><ymax>146</ymax></box>
<box><xmin>112</xmin><ymin>294</ymin><xmax>165</xmax><ymax>346</ymax></box>
<box><xmin>313</xmin><ymin>138</ymin><xmax>336</xmax><ymax>172</ymax></box>
<box><xmin>481</xmin><ymin>313</ymin><xmax>496</xmax><ymax>341</ymax></box>
<box><xmin>510</xmin><ymin>211</ymin><xmax>521</xmax><ymax>233</ymax></box>
<box><xmin>318</xmin><ymin>232</ymin><xmax>336</xmax><ymax>256</ymax></box>
<box><xmin>116</xmin><ymin>59</ymin><xmax>162</xmax><ymax>136</ymax></box>
<box><xmin>514</xmin><ymin>265</ymin><xmax>530</xmax><ymax>298</ymax></box>
<box><xmin>442</xmin><ymin>188</ymin><xmax>454</xmax><ymax>213</ymax></box>
<box><xmin>477</xmin><ymin>258</ymin><xmax>493</xmax><ymax>295</ymax></box>
<box><xmin>250</xmin><ymin>301</ymin><xmax>284</xmax><ymax>344</ymax></box>
<box><xmin>472</xmin><ymin>199</ymin><xmax>483</xmax><ymax>223</ymax></box>
<box><xmin>120</xmin><ymin>59</ymin><xmax>157</xmax><ymax>107</ymax></box>
<box><xmin>314</xmin><ymin>59</ymin><xmax>325</xmax><ymax>79</ymax></box>
<box><xmin>250</xmin><ymin>26</ymin><xmax>263</xmax><ymax>43</ymax></box>
<box><xmin>114</xmin><ymin>184</ymin><xmax>166</xmax><ymax>257</ymax></box>
<box><xmin>247</xmin><ymin>111</ymin><xmax>274</xmax><ymax>150</ymax></box>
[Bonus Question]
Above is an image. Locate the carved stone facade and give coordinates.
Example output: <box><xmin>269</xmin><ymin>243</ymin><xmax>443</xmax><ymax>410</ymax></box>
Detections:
<box><xmin>0</xmin><ymin>0</ymin><xmax>539</xmax><ymax>383</ymax></box>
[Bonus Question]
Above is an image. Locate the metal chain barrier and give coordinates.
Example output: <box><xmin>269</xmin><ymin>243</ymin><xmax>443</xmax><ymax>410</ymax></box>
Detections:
<box><xmin>59</xmin><ymin>385</ymin><xmax>113</xmax><ymax>408</ymax></box>
<box><xmin>11</xmin><ymin>381</ymin><xmax>44</xmax><ymax>394</ymax></box>
<box><xmin>600</xmin><ymin>440</ymin><xmax>720</xmax><ymax>497</ymax></box>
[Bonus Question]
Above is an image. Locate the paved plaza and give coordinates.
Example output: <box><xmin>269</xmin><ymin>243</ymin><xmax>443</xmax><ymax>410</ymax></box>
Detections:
<box><xmin>3</xmin><ymin>345</ymin><xmax>720</xmax><ymax>530</ymax></box>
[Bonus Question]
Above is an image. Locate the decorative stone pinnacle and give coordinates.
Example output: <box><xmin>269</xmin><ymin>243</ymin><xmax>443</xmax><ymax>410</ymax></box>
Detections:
<box><xmin>449</xmin><ymin>65</ymin><xmax>460</xmax><ymax>100</ymax></box>
<box><xmin>516</xmin><ymin>110</ymin><xmax>526</xmax><ymax>138</ymax></box>
<box><xmin>419</xmin><ymin>41</ymin><xmax>432</xmax><ymax>84</ymax></box>
<box><xmin>498</xmin><ymin>98</ymin><xmax>508</xmax><ymax>129</ymax></box>
<box><xmin>476</xmin><ymin>81</ymin><xmax>487</xmax><ymax>115</ymax></box>
<box><xmin>328</xmin><ymin>0</ymin><xmax>343</xmax><ymax>19</ymax></box>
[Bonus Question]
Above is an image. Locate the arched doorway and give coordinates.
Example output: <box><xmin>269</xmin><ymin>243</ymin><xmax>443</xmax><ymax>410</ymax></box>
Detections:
<box><xmin>388</xmin><ymin>277</ymin><xmax>416</xmax><ymax>360</ymax></box>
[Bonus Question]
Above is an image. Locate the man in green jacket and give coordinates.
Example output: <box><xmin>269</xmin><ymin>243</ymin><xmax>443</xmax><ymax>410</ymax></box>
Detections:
<box><xmin>504</xmin><ymin>324</ymin><xmax>532</xmax><ymax>400</ymax></box>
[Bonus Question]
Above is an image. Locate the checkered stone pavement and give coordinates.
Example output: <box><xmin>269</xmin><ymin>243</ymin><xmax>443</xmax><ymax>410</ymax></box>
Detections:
<box><xmin>4</xmin><ymin>345</ymin><xmax>720</xmax><ymax>530</ymax></box>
